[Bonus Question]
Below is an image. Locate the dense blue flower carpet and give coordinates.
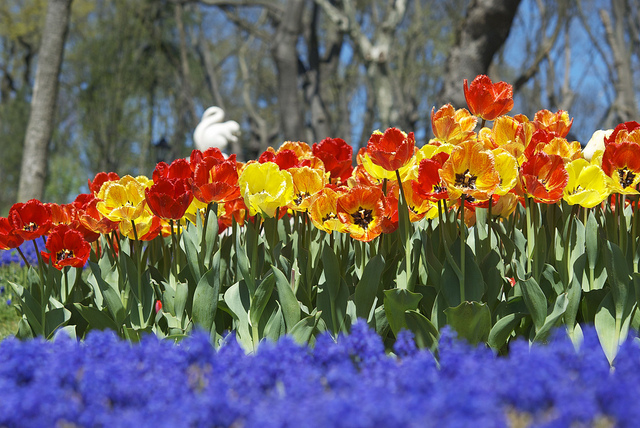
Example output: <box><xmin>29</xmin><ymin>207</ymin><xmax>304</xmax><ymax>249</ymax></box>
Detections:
<box><xmin>0</xmin><ymin>321</ymin><xmax>637</xmax><ymax>428</ymax></box>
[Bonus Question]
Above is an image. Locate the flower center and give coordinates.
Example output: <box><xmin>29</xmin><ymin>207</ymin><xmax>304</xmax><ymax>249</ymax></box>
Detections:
<box><xmin>56</xmin><ymin>249</ymin><xmax>75</xmax><ymax>261</ymax></box>
<box><xmin>22</xmin><ymin>222</ymin><xmax>38</xmax><ymax>232</ymax></box>
<box><xmin>351</xmin><ymin>207</ymin><xmax>373</xmax><ymax>229</ymax></box>
<box><xmin>618</xmin><ymin>168</ymin><xmax>635</xmax><ymax>189</ymax></box>
<box><xmin>295</xmin><ymin>192</ymin><xmax>309</xmax><ymax>206</ymax></box>
<box><xmin>455</xmin><ymin>169</ymin><xmax>477</xmax><ymax>189</ymax></box>
<box><xmin>322</xmin><ymin>212</ymin><xmax>337</xmax><ymax>222</ymax></box>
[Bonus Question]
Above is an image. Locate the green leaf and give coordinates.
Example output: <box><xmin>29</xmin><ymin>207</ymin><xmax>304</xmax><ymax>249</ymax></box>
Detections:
<box><xmin>223</xmin><ymin>281</ymin><xmax>252</xmax><ymax>349</ymax></box>
<box><xmin>174</xmin><ymin>280</ymin><xmax>189</xmax><ymax>321</ymax></box>
<box><xmin>235</xmin><ymin>227</ymin><xmax>256</xmax><ymax>294</ymax></box>
<box><xmin>488</xmin><ymin>313</ymin><xmax>524</xmax><ymax>350</ymax></box>
<box><xmin>354</xmin><ymin>254</ymin><xmax>385</xmax><ymax>321</ymax></box>
<box><xmin>441</xmin><ymin>238</ymin><xmax>484</xmax><ymax>307</ymax></box>
<box><xmin>565</xmin><ymin>254</ymin><xmax>585</xmax><ymax>330</ymax></box>
<box><xmin>87</xmin><ymin>262</ymin><xmax>126</xmax><ymax>325</ymax></box>
<box><xmin>585</xmin><ymin>210</ymin><xmax>599</xmax><ymax>271</ymax></box>
<box><xmin>383</xmin><ymin>288</ymin><xmax>422</xmax><ymax>335</ymax></box>
<box><xmin>603</xmin><ymin>241</ymin><xmax>630</xmax><ymax>319</ymax></box>
<box><xmin>202</xmin><ymin>204</ymin><xmax>219</xmax><ymax>265</ymax></box>
<box><xmin>404</xmin><ymin>310</ymin><xmax>439</xmax><ymax>350</ymax></box>
<box><xmin>9</xmin><ymin>281</ymin><xmax>43</xmax><ymax>336</ymax></box>
<box><xmin>74</xmin><ymin>304</ymin><xmax>119</xmax><ymax>333</ymax></box>
<box><xmin>16</xmin><ymin>318</ymin><xmax>34</xmax><ymax>339</ymax></box>
<box><xmin>321</xmin><ymin>245</ymin><xmax>341</xmax><ymax>301</ymax></box>
<box><xmin>289</xmin><ymin>313</ymin><xmax>320</xmax><ymax>345</ymax></box>
<box><xmin>533</xmin><ymin>293</ymin><xmax>569</xmax><ymax>343</ymax></box>
<box><xmin>192</xmin><ymin>251</ymin><xmax>221</xmax><ymax>332</ymax></box>
<box><xmin>444</xmin><ymin>301</ymin><xmax>491</xmax><ymax>345</ymax></box>
<box><xmin>44</xmin><ymin>307</ymin><xmax>72</xmax><ymax>339</ymax></box>
<box><xmin>272</xmin><ymin>266</ymin><xmax>301</xmax><ymax>331</ymax></box>
<box><xmin>263</xmin><ymin>304</ymin><xmax>285</xmax><ymax>341</ymax></box>
<box><xmin>519</xmin><ymin>276</ymin><xmax>547</xmax><ymax>331</ymax></box>
<box><xmin>480</xmin><ymin>249</ymin><xmax>504</xmax><ymax>309</ymax></box>
<box><xmin>595</xmin><ymin>291</ymin><xmax>632</xmax><ymax>365</ymax></box>
<box><xmin>183</xmin><ymin>226</ymin><xmax>202</xmax><ymax>280</ymax></box>
<box><xmin>249</xmin><ymin>274</ymin><xmax>276</xmax><ymax>328</ymax></box>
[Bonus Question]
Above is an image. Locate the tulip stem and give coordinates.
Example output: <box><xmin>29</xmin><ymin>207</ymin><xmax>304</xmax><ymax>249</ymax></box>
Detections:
<box><xmin>460</xmin><ymin>194</ymin><xmax>466</xmax><ymax>303</ymax></box>
<box><xmin>170</xmin><ymin>219</ymin><xmax>178</xmax><ymax>277</ymax></box>
<box><xmin>619</xmin><ymin>195</ymin><xmax>626</xmax><ymax>253</ymax></box>
<box><xmin>15</xmin><ymin>247</ymin><xmax>31</xmax><ymax>269</ymax></box>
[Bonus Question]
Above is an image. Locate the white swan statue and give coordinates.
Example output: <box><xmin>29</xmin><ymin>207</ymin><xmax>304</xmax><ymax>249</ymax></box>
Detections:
<box><xmin>193</xmin><ymin>106</ymin><xmax>241</xmax><ymax>154</ymax></box>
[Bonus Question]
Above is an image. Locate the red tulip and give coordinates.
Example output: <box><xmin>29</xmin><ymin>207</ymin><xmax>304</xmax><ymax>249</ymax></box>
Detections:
<box><xmin>145</xmin><ymin>178</ymin><xmax>193</xmax><ymax>220</ymax></box>
<box><xmin>312</xmin><ymin>137</ymin><xmax>353</xmax><ymax>181</ymax></box>
<box><xmin>8</xmin><ymin>199</ymin><xmax>52</xmax><ymax>241</ymax></box>
<box><xmin>40</xmin><ymin>224</ymin><xmax>91</xmax><ymax>270</ymax></box>
<box><xmin>463</xmin><ymin>75</ymin><xmax>514</xmax><ymax>121</ymax></box>
<box><xmin>0</xmin><ymin>217</ymin><xmax>24</xmax><ymax>250</ymax></box>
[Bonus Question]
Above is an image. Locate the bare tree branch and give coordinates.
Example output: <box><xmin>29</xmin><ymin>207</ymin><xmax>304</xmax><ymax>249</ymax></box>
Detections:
<box><xmin>513</xmin><ymin>1</ymin><xmax>565</xmax><ymax>92</ymax></box>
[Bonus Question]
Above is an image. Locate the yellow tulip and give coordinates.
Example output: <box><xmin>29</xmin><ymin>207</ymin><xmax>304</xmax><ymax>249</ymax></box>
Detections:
<box><xmin>96</xmin><ymin>175</ymin><xmax>150</xmax><ymax>223</ymax></box>
<box><xmin>238</xmin><ymin>162</ymin><xmax>295</xmax><ymax>218</ymax></box>
<box><xmin>287</xmin><ymin>166</ymin><xmax>328</xmax><ymax>212</ymax></box>
<box><xmin>563</xmin><ymin>159</ymin><xmax>610</xmax><ymax>208</ymax></box>
<box><xmin>493</xmin><ymin>151</ymin><xmax>519</xmax><ymax>196</ymax></box>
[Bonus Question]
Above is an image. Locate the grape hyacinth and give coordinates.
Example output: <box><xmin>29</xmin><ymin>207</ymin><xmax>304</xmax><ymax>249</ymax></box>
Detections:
<box><xmin>0</xmin><ymin>244</ymin><xmax>39</xmax><ymax>268</ymax></box>
<box><xmin>0</xmin><ymin>321</ymin><xmax>635</xmax><ymax>428</ymax></box>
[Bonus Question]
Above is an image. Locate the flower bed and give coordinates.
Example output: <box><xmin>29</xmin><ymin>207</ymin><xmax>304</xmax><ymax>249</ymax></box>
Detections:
<box><xmin>1</xmin><ymin>74</ymin><xmax>639</xmax><ymax>362</ymax></box>
<box><xmin>0</xmin><ymin>322</ymin><xmax>634</xmax><ymax>428</ymax></box>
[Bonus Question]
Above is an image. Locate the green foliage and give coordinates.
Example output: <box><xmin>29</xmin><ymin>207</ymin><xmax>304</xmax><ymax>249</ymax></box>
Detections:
<box><xmin>4</xmin><ymin>192</ymin><xmax>637</xmax><ymax>364</ymax></box>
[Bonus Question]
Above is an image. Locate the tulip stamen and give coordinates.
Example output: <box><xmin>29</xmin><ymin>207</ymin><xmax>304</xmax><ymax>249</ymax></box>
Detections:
<box><xmin>56</xmin><ymin>249</ymin><xmax>75</xmax><ymax>261</ymax></box>
<box><xmin>23</xmin><ymin>222</ymin><xmax>38</xmax><ymax>232</ymax></box>
<box><xmin>322</xmin><ymin>212</ymin><xmax>337</xmax><ymax>222</ymax></box>
<box><xmin>351</xmin><ymin>207</ymin><xmax>373</xmax><ymax>229</ymax></box>
<box><xmin>618</xmin><ymin>168</ymin><xmax>635</xmax><ymax>189</ymax></box>
<box><xmin>455</xmin><ymin>169</ymin><xmax>477</xmax><ymax>189</ymax></box>
<box><xmin>295</xmin><ymin>192</ymin><xmax>309</xmax><ymax>206</ymax></box>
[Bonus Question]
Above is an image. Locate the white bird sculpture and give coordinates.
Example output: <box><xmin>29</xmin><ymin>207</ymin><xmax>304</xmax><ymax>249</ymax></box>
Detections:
<box><xmin>193</xmin><ymin>106</ymin><xmax>241</xmax><ymax>154</ymax></box>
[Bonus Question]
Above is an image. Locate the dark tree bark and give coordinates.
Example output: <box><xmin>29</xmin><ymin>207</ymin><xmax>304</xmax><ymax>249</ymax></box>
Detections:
<box><xmin>272</xmin><ymin>0</ymin><xmax>306</xmax><ymax>142</ymax></box>
<box><xmin>439</xmin><ymin>0</ymin><xmax>521</xmax><ymax>109</ymax></box>
<box><xmin>17</xmin><ymin>0</ymin><xmax>73</xmax><ymax>202</ymax></box>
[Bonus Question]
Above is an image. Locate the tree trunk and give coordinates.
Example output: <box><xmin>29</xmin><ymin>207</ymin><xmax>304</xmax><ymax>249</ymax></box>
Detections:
<box><xmin>440</xmin><ymin>0</ymin><xmax>521</xmax><ymax>109</ymax></box>
<box><xmin>272</xmin><ymin>0</ymin><xmax>306</xmax><ymax>142</ymax></box>
<box><xmin>599</xmin><ymin>0</ymin><xmax>639</xmax><ymax>127</ymax></box>
<box><xmin>17</xmin><ymin>0</ymin><xmax>72</xmax><ymax>202</ymax></box>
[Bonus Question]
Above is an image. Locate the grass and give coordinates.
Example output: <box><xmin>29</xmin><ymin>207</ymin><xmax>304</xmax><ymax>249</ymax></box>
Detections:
<box><xmin>0</xmin><ymin>263</ymin><xmax>27</xmax><ymax>341</ymax></box>
<box><xmin>0</xmin><ymin>301</ymin><xmax>19</xmax><ymax>340</ymax></box>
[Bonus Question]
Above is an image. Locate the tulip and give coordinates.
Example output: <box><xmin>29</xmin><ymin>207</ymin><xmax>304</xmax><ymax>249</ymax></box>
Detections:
<box><xmin>463</xmin><ymin>75</ymin><xmax>514</xmax><ymax>122</ymax></box>
<box><xmin>238</xmin><ymin>162</ymin><xmax>295</xmax><ymax>218</ymax></box>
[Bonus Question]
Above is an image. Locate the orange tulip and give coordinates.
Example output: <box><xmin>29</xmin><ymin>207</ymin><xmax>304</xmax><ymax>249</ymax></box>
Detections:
<box><xmin>308</xmin><ymin>187</ymin><xmax>348</xmax><ymax>234</ymax></box>
<box><xmin>463</xmin><ymin>75</ymin><xmax>514</xmax><ymax>121</ymax></box>
<box><xmin>524</xmin><ymin>130</ymin><xmax>581</xmax><ymax>162</ymax></box>
<box><xmin>520</xmin><ymin>152</ymin><xmax>569</xmax><ymax>203</ymax></box>
<box><xmin>365</xmin><ymin>127</ymin><xmax>416</xmax><ymax>172</ymax></box>
<box><xmin>601</xmin><ymin>142</ymin><xmax>640</xmax><ymax>194</ymax></box>
<box><xmin>439</xmin><ymin>140</ymin><xmax>500</xmax><ymax>202</ymax></box>
<box><xmin>337</xmin><ymin>185</ymin><xmax>386</xmax><ymax>242</ymax></box>
<box><xmin>533</xmin><ymin>109</ymin><xmax>573</xmax><ymax>138</ymax></box>
<box><xmin>604</xmin><ymin>121</ymin><xmax>640</xmax><ymax>146</ymax></box>
<box><xmin>431</xmin><ymin>104</ymin><xmax>477</xmax><ymax>145</ymax></box>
